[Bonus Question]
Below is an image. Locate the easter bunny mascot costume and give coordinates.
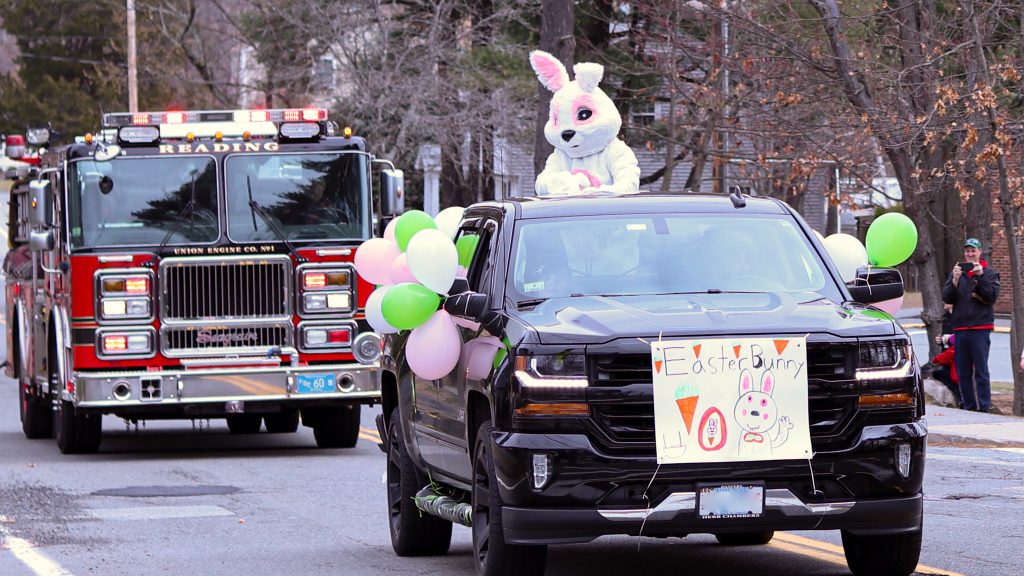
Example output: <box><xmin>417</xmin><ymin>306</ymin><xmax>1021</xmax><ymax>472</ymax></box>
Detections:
<box><xmin>530</xmin><ymin>50</ymin><xmax>641</xmax><ymax>196</ymax></box>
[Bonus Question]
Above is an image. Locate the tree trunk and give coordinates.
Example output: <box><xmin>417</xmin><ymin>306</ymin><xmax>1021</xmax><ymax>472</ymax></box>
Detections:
<box><xmin>533</xmin><ymin>0</ymin><xmax>575</xmax><ymax>179</ymax></box>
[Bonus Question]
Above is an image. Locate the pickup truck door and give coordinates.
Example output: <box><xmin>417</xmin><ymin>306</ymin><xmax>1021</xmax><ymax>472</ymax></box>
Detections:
<box><xmin>435</xmin><ymin>215</ymin><xmax>499</xmax><ymax>480</ymax></box>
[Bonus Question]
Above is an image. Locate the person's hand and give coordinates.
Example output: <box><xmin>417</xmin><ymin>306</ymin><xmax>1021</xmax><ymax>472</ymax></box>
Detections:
<box><xmin>934</xmin><ymin>335</ymin><xmax>943</xmax><ymax>346</ymax></box>
<box><xmin>951</xmin><ymin>265</ymin><xmax>962</xmax><ymax>285</ymax></box>
<box><xmin>972</xmin><ymin>263</ymin><xmax>983</xmax><ymax>276</ymax></box>
<box><xmin>1019</xmin><ymin>357</ymin><xmax>1024</xmax><ymax>372</ymax></box>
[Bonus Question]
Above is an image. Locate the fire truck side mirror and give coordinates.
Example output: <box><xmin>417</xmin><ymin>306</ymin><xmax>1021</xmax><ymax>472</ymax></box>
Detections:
<box><xmin>28</xmin><ymin>179</ymin><xmax>53</xmax><ymax>227</ymax></box>
<box><xmin>29</xmin><ymin>230</ymin><xmax>54</xmax><ymax>252</ymax></box>
<box><xmin>380</xmin><ymin>169</ymin><xmax>405</xmax><ymax>215</ymax></box>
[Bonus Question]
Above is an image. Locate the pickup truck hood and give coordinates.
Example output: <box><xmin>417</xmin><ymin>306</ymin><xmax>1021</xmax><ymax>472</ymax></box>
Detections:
<box><xmin>511</xmin><ymin>292</ymin><xmax>898</xmax><ymax>345</ymax></box>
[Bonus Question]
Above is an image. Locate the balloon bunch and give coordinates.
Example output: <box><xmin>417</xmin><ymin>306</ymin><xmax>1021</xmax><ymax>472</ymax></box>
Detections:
<box><xmin>821</xmin><ymin>212</ymin><xmax>918</xmax><ymax>315</ymax></box>
<box><xmin>354</xmin><ymin>207</ymin><xmax>471</xmax><ymax>380</ymax></box>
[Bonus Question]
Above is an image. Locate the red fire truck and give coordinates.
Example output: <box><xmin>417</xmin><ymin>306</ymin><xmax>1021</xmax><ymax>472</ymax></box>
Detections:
<box><xmin>3</xmin><ymin>109</ymin><xmax>403</xmax><ymax>454</ymax></box>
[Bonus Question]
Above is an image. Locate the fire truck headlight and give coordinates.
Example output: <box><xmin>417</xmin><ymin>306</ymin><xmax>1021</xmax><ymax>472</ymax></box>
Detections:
<box><xmin>101</xmin><ymin>298</ymin><xmax>149</xmax><ymax>319</ymax></box>
<box><xmin>100</xmin><ymin>332</ymin><xmax>153</xmax><ymax>356</ymax></box>
<box><xmin>304</xmin><ymin>293</ymin><xmax>328</xmax><ymax>311</ymax></box>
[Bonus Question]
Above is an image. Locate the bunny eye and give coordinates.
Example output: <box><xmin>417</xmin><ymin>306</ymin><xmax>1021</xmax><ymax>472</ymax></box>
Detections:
<box><xmin>760</xmin><ymin>399</ymin><xmax>768</xmax><ymax>407</ymax></box>
<box><xmin>577</xmin><ymin>108</ymin><xmax>593</xmax><ymax>121</ymax></box>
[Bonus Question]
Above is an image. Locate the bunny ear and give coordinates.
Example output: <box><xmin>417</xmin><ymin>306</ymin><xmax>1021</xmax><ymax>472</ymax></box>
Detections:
<box><xmin>760</xmin><ymin>371</ymin><xmax>775</xmax><ymax>396</ymax></box>
<box><xmin>529</xmin><ymin>50</ymin><xmax>570</xmax><ymax>92</ymax></box>
<box><xmin>738</xmin><ymin>369</ymin><xmax>754</xmax><ymax>395</ymax></box>
<box><xmin>573</xmin><ymin>62</ymin><xmax>604</xmax><ymax>92</ymax></box>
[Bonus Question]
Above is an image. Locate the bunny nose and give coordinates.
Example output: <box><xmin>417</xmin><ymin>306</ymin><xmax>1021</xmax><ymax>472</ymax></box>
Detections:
<box><xmin>561</xmin><ymin>130</ymin><xmax>576</xmax><ymax>142</ymax></box>
<box><xmin>750</xmin><ymin>410</ymin><xmax>760</xmax><ymax>417</ymax></box>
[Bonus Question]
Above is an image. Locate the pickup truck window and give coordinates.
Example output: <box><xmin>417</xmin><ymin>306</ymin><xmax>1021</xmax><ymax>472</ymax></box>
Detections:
<box><xmin>510</xmin><ymin>214</ymin><xmax>831</xmax><ymax>298</ymax></box>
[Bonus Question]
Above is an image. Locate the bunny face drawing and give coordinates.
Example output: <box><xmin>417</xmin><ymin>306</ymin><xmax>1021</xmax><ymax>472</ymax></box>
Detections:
<box><xmin>734</xmin><ymin>369</ymin><xmax>793</xmax><ymax>457</ymax></box>
<box><xmin>529</xmin><ymin>50</ymin><xmax>640</xmax><ymax>196</ymax></box>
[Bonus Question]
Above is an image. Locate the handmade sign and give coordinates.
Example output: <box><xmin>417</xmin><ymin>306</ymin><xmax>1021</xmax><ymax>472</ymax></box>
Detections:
<box><xmin>651</xmin><ymin>337</ymin><xmax>812</xmax><ymax>465</ymax></box>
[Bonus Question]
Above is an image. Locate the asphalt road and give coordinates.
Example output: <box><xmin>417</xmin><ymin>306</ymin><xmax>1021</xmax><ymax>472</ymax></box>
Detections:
<box><xmin>2</xmin><ymin>189</ymin><xmax>1022</xmax><ymax>576</ymax></box>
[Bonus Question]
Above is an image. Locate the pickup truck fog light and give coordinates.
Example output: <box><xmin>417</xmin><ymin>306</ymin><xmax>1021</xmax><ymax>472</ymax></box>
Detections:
<box><xmin>532</xmin><ymin>454</ymin><xmax>551</xmax><ymax>489</ymax></box>
<box><xmin>896</xmin><ymin>443</ymin><xmax>912</xmax><ymax>478</ymax></box>
<box><xmin>353</xmin><ymin>332</ymin><xmax>381</xmax><ymax>364</ymax></box>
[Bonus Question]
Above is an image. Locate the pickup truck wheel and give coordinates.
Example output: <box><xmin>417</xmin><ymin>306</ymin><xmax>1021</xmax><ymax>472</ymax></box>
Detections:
<box><xmin>311</xmin><ymin>404</ymin><xmax>360</xmax><ymax>448</ymax></box>
<box><xmin>225</xmin><ymin>414</ymin><xmax>262</xmax><ymax>434</ymax></box>
<box><xmin>715</xmin><ymin>531</ymin><xmax>774</xmax><ymax>545</ymax></box>
<box><xmin>472</xmin><ymin>421</ymin><xmax>547</xmax><ymax>576</ymax></box>
<box><xmin>54</xmin><ymin>400</ymin><xmax>102</xmax><ymax>454</ymax></box>
<box><xmin>841</xmin><ymin>528</ymin><xmax>922</xmax><ymax>576</ymax></box>
<box><xmin>386</xmin><ymin>407</ymin><xmax>452</xmax><ymax>556</ymax></box>
<box><xmin>20</xmin><ymin>381</ymin><xmax>53</xmax><ymax>439</ymax></box>
<box><xmin>264</xmin><ymin>410</ymin><xmax>300</xmax><ymax>433</ymax></box>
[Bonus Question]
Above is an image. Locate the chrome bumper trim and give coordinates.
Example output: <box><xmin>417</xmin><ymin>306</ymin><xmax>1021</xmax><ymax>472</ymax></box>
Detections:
<box><xmin>597</xmin><ymin>489</ymin><xmax>854</xmax><ymax>522</ymax></box>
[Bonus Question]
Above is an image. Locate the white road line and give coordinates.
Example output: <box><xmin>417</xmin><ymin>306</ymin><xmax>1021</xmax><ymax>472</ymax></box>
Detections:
<box><xmin>89</xmin><ymin>505</ymin><xmax>234</xmax><ymax>521</ymax></box>
<box><xmin>0</xmin><ymin>526</ymin><xmax>74</xmax><ymax>576</ymax></box>
<box><xmin>929</xmin><ymin>452</ymin><xmax>1024</xmax><ymax>468</ymax></box>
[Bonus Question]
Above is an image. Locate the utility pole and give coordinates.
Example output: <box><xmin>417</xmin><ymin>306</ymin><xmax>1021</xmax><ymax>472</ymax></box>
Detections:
<box><xmin>126</xmin><ymin>0</ymin><xmax>139</xmax><ymax>113</ymax></box>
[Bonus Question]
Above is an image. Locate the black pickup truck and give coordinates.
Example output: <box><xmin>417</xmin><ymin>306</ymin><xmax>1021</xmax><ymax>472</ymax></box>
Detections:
<box><xmin>378</xmin><ymin>193</ymin><xmax>925</xmax><ymax>576</ymax></box>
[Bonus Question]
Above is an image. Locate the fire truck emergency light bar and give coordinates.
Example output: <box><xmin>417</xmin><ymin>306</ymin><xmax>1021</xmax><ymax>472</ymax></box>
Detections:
<box><xmin>102</xmin><ymin>108</ymin><xmax>329</xmax><ymax>140</ymax></box>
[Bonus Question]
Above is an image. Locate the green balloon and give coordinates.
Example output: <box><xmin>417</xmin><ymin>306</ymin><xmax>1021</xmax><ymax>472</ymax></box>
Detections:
<box><xmin>492</xmin><ymin>336</ymin><xmax>511</xmax><ymax>369</ymax></box>
<box><xmin>380</xmin><ymin>283</ymin><xmax>441</xmax><ymax>330</ymax></box>
<box><xmin>395</xmin><ymin>210</ymin><xmax>438</xmax><ymax>252</ymax></box>
<box><xmin>866</xmin><ymin>212</ymin><xmax>918</xmax><ymax>267</ymax></box>
<box><xmin>456</xmin><ymin>234</ymin><xmax>480</xmax><ymax>268</ymax></box>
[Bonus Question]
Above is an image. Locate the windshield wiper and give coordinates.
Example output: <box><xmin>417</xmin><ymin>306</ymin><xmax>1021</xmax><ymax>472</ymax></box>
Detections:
<box><xmin>516</xmin><ymin>298</ymin><xmax>548</xmax><ymax>310</ymax></box>
<box><xmin>155</xmin><ymin>173</ymin><xmax>197</xmax><ymax>254</ymax></box>
<box><xmin>247</xmin><ymin>175</ymin><xmax>306</xmax><ymax>264</ymax></box>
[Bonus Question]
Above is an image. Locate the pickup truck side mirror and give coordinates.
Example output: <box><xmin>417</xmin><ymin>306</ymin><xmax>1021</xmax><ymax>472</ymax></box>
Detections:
<box><xmin>847</xmin><ymin>267</ymin><xmax>904</xmax><ymax>305</ymax></box>
<box><xmin>444</xmin><ymin>290</ymin><xmax>489</xmax><ymax>320</ymax></box>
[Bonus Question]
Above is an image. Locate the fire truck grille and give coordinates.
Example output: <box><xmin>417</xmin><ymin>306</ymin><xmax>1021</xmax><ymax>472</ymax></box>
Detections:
<box><xmin>160</xmin><ymin>257</ymin><xmax>292</xmax><ymax>321</ymax></box>
<box><xmin>161</xmin><ymin>324</ymin><xmax>292</xmax><ymax>357</ymax></box>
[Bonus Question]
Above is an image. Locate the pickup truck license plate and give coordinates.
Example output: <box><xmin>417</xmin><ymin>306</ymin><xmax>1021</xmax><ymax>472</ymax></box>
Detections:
<box><xmin>698</xmin><ymin>484</ymin><xmax>764</xmax><ymax>519</ymax></box>
<box><xmin>296</xmin><ymin>373</ymin><xmax>337</xmax><ymax>394</ymax></box>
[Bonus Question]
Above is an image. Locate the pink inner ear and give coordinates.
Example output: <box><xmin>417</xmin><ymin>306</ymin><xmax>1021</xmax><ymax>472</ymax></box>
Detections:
<box><xmin>532</xmin><ymin>55</ymin><xmax>566</xmax><ymax>91</ymax></box>
<box><xmin>761</xmin><ymin>373</ymin><xmax>775</xmax><ymax>395</ymax></box>
<box><xmin>740</xmin><ymin>371</ymin><xmax>753</xmax><ymax>392</ymax></box>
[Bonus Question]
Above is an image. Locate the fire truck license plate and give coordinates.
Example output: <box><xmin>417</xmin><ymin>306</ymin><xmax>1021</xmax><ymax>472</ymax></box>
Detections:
<box><xmin>296</xmin><ymin>373</ymin><xmax>337</xmax><ymax>394</ymax></box>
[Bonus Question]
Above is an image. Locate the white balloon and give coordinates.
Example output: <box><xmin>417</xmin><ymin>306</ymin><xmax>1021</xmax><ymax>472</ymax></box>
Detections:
<box><xmin>365</xmin><ymin>285</ymin><xmax>399</xmax><ymax>334</ymax></box>
<box><xmin>822</xmin><ymin>233</ymin><xmax>868</xmax><ymax>282</ymax></box>
<box><xmin>407</xmin><ymin>228</ymin><xmax>459</xmax><ymax>294</ymax></box>
<box><xmin>434</xmin><ymin>206</ymin><xmax>465</xmax><ymax>239</ymax></box>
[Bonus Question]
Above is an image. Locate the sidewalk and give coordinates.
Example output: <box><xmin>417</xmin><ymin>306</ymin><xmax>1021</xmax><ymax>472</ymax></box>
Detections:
<box><xmin>896</xmin><ymin>305</ymin><xmax>1012</xmax><ymax>332</ymax></box>
<box><xmin>926</xmin><ymin>404</ymin><xmax>1024</xmax><ymax>446</ymax></box>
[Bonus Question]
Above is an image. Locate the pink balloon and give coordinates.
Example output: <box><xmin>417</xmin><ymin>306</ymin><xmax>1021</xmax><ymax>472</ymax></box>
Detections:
<box><xmin>874</xmin><ymin>296</ymin><xmax>904</xmax><ymax>315</ymax></box>
<box><xmin>463</xmin><ymin>336</ymin><xmax>503</xmax><ymax>381</ymax></box>
<box><xmin>407</xmin><ymin>311</ymin><xmax>461</xmax><ymax>380</ymax></box>
<box><xmin>354</xmin><ymin>238</ymin><xmax>400</xmax><ymax>286</ymax></box>
<box><xmin>384</xmin><ymin>218</ymin><xmax>399</xmax><ymax>242</ymax></box>
<box><xmin>455</xmin><ymin>265</ymin><xmax>468</xmax><ymax>279</ymax></box>
<box><xmin>390</xmin><ymin>253</ymin><xmax>418</xmax><ymax>284</ymax></box>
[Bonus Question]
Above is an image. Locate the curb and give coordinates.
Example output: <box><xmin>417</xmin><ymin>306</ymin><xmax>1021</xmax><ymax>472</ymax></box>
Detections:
<box><xmin>928</xmin><ymin>432</ymin><xmax>1024</xmax><ymax>447</ymax></box>
<box><xmin>900</xmin><ymin>322</ymin><xmax>1010</xmax><ymax>333</ymax></box>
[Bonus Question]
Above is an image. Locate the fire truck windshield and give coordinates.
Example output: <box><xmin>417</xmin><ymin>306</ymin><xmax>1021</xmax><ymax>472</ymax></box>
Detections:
<box><xmin>225</xmin><ymin>152</ymin><xmax>370</xmax><ymax>242</ymax></box>
<box><xmin>67</xmin><ymin>156</ymin><xmax>219</xmax><ymax>248</ymax></box>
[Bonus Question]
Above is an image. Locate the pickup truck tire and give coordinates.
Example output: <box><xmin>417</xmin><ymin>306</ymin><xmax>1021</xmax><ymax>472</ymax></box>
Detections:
<box><xmin>386</xmin><ymin>407</ymin><xmax>452</xmax><ymax>556</ymax></box>
<box><xmin>841</xmin><ymin>527</ymin><xmax>922</xmax><ymax>576</ymax></box>
<box><xmin>54</xmin><ymin>400</ymin><xmax>102</xmax><ymax>454</ymax></box>
<box><xmin>20</xmin><ymin>382</ymin><xmax>53</xmax><ymax>439</ymax></box>
<box><xmin>311</xmin><ymin>404</ymin><xmax>360</xmax><ymax>448</ymax></box>
<box><xmin>226</xmin><ymin>414</ymin><xmax>262</xmax><ymax>434</ymax></box>
<box><xmin>715</xmin><ymin>531</ymin><xmax>774</xmax><ymax>545</ymax></box>
<box><xmin>264</xmin><ymin>410</ymin><xmax>300</xmax><ymax>433</ymax></box>
<box><xmin>472</xmin><ymin>421</ymin><xmax>548</xmax><ymax>576</ymax></box>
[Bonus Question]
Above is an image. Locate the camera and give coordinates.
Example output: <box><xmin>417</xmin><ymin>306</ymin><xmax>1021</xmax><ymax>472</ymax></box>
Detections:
<box><xmin>959</xmin><ymin>262</ymin><xmax>974</xmax><ymax>273</ymax></box>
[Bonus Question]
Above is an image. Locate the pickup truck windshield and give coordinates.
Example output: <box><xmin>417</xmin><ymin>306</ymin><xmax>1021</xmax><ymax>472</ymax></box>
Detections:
<box><xmin>511</xmin><ymin>214</ymin><xmax>833</xmax><ymax>299</ymax></box>
<box><xmin>225</xmin><ymin>152</ymin><xmax>370</xmax><ymax>242</ymax></box>
<box><xmin>67</xmin><ymin>156</ymin><xmax>218</xmax><ymax>248</ymax></box>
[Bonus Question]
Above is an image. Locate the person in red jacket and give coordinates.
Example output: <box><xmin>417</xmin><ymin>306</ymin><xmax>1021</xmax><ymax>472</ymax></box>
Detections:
<box><xmin>929</xmin><ymin>334</ymin><xmax>961</xmax><ymax>409</ymax></box>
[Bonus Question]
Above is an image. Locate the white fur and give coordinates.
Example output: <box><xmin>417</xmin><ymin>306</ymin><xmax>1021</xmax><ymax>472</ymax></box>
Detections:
<box><xmin>734</xmin><ymin>370</ymin><xmax>794</xmax><ymax>457</ymax></box>
<box><xmin>530</xmin><ymin>50</ymin><xmax>640</xmax><ymax>196</ymax></box>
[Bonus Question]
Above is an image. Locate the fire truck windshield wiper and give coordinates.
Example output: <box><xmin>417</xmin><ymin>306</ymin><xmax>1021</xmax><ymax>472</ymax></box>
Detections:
<box><xmin>155</xmin><ymin>173</ymin><xmax>198</xmax><ymax>254</ymax></box>
<box><xmin>247</xmin><ymin>175</ymin><xmax>306</xmax><ymax>263</ymax></box>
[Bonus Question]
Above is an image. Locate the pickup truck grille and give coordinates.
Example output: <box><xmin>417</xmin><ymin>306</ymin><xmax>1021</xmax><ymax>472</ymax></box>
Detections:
<box><xmin>588</xmin><ymin>342</ymin><xmax>859</xmax><ymax>452</ymax></box>
<box><xmin>159</xmin><ymin>256</ymin><xmax>292</xmax><ymax>322</ymax></box>
<box><xmin>161</xmin><ymin>324</ymin><xmax>292</xmax><ymax>357</ymax></box>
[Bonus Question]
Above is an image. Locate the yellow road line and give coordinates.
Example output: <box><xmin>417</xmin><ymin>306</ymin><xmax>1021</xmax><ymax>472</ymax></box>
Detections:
<box><xmin>359</xmin><ymin>426</ymin><xmax>381</xmax><ymax>444</ymax></box>
<box><xmin>775</xmin><ymin>532</ymin><xmax>966</xmax><ymax>576</ymax></box>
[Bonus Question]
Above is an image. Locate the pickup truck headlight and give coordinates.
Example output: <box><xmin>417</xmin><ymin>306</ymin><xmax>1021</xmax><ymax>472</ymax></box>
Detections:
<box><xmin>513</xmin><ymin>353</ymin><xmax>588</xmax><ymax>416</ymax></box>
<box><xmin>855</xmin><ymin>338</ymin><xmax>917</xmax><ymax>408</ymax></box>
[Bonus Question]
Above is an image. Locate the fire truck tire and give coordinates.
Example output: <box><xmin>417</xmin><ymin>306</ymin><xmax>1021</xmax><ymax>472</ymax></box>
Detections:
<box><xmin>226</xmin><ymin>414</ymin><xmax>263</xmax><ymax>434</ymax></box>
<box><xmin>54</xmin><ymin>400</ymin><xmax>102</xmax><ymax>454</ymax></box>
<box><xmin>310</xmin><ymin>404</ymin><xmax>361</xmax><ymax>448</ymax></box>
<box><xmin>20</xmin><ymin>383</ymin><xmax>53</xmax><ymax>439</ymax></box>
<box><xmin>264</xmin><ymin>410</ymin><xmax>300</xmax><ymax>433</ymax></box>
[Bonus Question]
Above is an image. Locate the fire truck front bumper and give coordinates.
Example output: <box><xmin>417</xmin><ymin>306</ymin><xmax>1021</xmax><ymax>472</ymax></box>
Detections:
<box><xmin>69</xmin><ymin>362</ymin><xmax>380</xmax><ymax>413</ymax></box>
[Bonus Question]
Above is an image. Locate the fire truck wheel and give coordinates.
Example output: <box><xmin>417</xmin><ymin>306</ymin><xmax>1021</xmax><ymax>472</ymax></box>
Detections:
<box><xmin>264</xmin><ymin>410</ymin><xmax>300</xmax><ymax>433</ymax></box>
<box><xmin>226</xmin><ymin>414</ymin><xmax>263</xmax><ymax>434</ymax></box>
<box><xmin>54</xmin><ymin>400</ymin><xmax>102</xmax><ymax>454</ymax></box>
<box><xmin>20</xmin><ymin>382</ymin><xmax>53</xmax><ymax>439</ymax></box>
<box><xmin>310</xmin><ymin>404</ymin><xmax>361</xmax><ymax>448</ymax></box>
